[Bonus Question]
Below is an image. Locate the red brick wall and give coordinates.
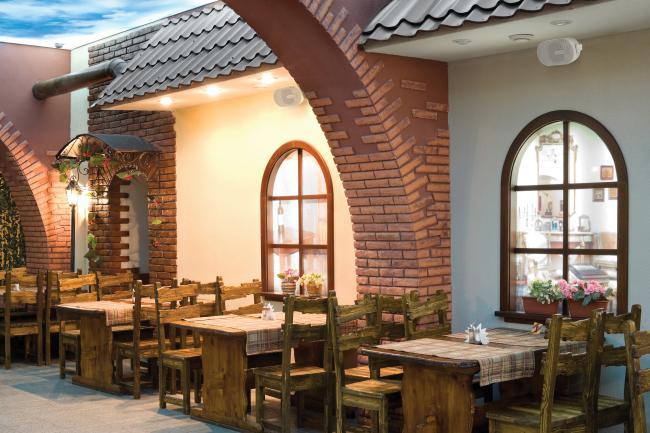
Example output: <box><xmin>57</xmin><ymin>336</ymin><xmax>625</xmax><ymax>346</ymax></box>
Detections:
<box><xmin>87</xmin><ymin>24</ymin><xmax>177</xmax><ymax>284</ymax></box>
<box><xmin>226</xmin><ymin>0</ymin><xmax>451</xmax><ymax>309</ymax></box>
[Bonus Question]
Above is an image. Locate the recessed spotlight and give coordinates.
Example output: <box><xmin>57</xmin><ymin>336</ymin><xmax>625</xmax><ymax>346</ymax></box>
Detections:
<box><xmin>551</xmin><ymin>19</ymin><xmax>572</xmax><ymax>27</ymax></box>
<box><xmin>452</xmin><ymin>38</ymin><xmax>472</xmax><ymax>46</ymax></box>
<box><xmin>205</xmin><ymin>85</ymin><xmax>221</xmax><ymax>97</ymax></box>
<box><xmin>257</xmin><ymin>72</ymin><xmax>276</xmax><ymax>87</ymax></box>
<box><xmin>160</xmin><ymin>96</ymin><xmax>173</xmax><ymax>106</ymax></box>
<box><xmin>508</xmin><ymin>34</ymin><xmax>534</xmax><ymax>43</ymax></box>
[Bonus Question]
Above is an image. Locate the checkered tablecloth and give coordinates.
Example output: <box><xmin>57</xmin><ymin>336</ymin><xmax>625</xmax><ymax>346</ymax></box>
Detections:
<box><xmin>379</xmin><ymin>328</ymin><xmax>586</xmax><ymax>386</ymax></box>
<box><xmin>184</xmin><ymin>312</ymin><xmax>326</xmax><ymax>355</ymax></box>
<box><xmin>59</xmin><ymin>301</ymin><xmax>134</xmax><ymax>326</ymax></box>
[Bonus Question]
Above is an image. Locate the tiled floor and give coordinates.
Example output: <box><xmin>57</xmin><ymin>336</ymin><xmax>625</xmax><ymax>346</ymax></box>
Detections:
<box><xmin>0</xmin><ymin>363</ymin><xmax>235</xmax><ymax>433</ymax></box>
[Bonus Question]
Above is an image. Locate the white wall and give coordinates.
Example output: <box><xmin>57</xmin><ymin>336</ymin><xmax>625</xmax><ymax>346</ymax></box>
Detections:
<box><xmin>449</xmin><ymin>29</ymin><xmax>650</xmax><ymax>426</ymax></box>
<box><xmin>174</xmin><ymin>89</ymin><xmax>357</xmax><ymax>305</ymax></box>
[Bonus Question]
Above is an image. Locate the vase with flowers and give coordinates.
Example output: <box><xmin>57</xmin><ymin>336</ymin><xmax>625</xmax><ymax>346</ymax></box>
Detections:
<box><xmin>277</xmin><ymin>269</ymin><xmax>299</xmax><ymax>295</ymax></box>
<box><xmin>522</xmin><ymin>279</ymin><xmax>563</xmax><ymax>315</ymax></box>
<box><xmin>298</xmin><ymin>273</ymin><xmax>324</xmax><ymax>297</ymax></box>
<box><xmin>557</xmin><ymin>279</ymin><xmax>614</xmax><ymax>318</ymax></box>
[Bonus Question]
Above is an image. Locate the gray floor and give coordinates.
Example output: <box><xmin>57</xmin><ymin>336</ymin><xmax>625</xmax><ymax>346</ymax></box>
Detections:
<box><xmin>0</xmin><ymin>363</ymin><xmax>236</xmax><ymax>433</ymax></box>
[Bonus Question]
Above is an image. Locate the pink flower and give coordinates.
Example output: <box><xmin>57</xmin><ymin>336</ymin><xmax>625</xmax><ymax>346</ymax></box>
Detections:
<box><xmin>556</xmin><ymin>279</ymin><xmax>576</xmax><ymax>300</ymax></box>
<box><xmin>585</xmin><ymin>280</ymin><xmax>604</xmax><ymax>295</ymax></box>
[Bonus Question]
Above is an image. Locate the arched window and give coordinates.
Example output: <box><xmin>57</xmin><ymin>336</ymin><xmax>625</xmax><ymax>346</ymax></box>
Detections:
<box><xmin>261</xmin><ymin>141</ymin><xmax>333</xmax><ymax>295</ymax></box>
<box><xmin>499</xmin><ymin>111</ymin><xmax>628</xmax><ymax>320</ymax></box>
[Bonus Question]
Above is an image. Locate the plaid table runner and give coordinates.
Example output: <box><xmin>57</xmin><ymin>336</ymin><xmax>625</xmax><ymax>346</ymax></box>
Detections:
<box><xmin>379</xmin><ymin>338</ymin><xmax>536</xmax><ymax>386</ymax></box>
<box><xmin>60</xmin><ymin>301</ymin><xmax>133</xmax><ymax>326</ymax></box>
<box><xmin>448</xmin><ymin>328</ymin><xmax>587</xmax><ymax>351</ymax></box>
<box><xmin>184</xmin><ymin>312</ymin><xmax>326</xmax><ymax>355</ymax></box>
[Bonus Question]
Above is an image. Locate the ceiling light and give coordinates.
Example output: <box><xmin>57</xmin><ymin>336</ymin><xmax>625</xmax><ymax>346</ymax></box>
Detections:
<box><xmin>160</xmin><ymin>96</ymin><xmax>173</xmax><ymax>106</ymax></box>
<box><xmin>205</xmin><ymin>85</ymin><xmax>221</xmax><ymax>97</ymax></box>
<box><xmin>257</xmin><ymin>72</ymin><xmax>277</xmax><ymax>87</ymax></box>
<box><xmin>508</xmin><ymin>34</ymin><xmax>534</xmax><ymax>43</ymax></box>
<box><xmin>452</xmin><ymin>38</ymin><xmax>472</xmax><ymax>46</ymax></box>
<box><xmin>550</xmin><ymin>19</ymin><xmax>572</xmax><ymax>27</ymax></box>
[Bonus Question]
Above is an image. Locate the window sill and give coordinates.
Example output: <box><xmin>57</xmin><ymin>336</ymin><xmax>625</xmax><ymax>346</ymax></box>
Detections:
<box><xmin>494</xmin><ymin>310</ymin><xmax>557</xmax><ymax>324</ymax></box>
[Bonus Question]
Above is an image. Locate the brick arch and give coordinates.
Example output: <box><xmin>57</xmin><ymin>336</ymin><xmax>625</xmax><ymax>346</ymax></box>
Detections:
<box><xmin>225</xmin><ymin>0</ymin><xmax>451</xmax><ymax>300</ymax></box>
<box><xmin>0</xmin><ymin>112</ymin><xmax>69</xmax><ymax>271</ymax></box>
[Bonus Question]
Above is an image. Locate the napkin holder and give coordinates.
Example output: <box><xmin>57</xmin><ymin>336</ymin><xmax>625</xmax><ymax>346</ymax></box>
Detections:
<box><xmin>465</xmin><ymin>323</ymin><xmax>489</xmax><ymax>345</ymax></box>
<box><xmin>261</xmin><ymin>303</ymin><xmax>276</xmax><ymax>321</ymax></box>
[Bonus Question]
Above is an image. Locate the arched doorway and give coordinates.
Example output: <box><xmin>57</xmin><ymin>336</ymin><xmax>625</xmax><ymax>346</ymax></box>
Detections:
<box><xmin>0</xmin><ymin>173</ymin><xmax>26</xmax><ymax>270</ymax></box>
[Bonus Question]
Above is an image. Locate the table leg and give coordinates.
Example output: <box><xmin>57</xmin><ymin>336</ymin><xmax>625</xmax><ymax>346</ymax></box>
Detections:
<box><xmin>72</xmin><ymin>315</ymin><xmax>120</xmax><ymax>393</ymax></box>
<box><xmin>192</xmin><ymin>333</ymin><xmax>259</xmax><ymax>431</ymax></box>
<box><xmin>401</xmin><ymin>363</ymin><xmax>475</xmax><ymax>433</ymax></box>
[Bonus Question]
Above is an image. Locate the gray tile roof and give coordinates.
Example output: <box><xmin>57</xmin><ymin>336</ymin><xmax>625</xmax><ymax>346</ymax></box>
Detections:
<box><xmin>95</xmin><ymin>2</ymin><xmax>277</xmax><ymax>106</ymax></box>
<box><xmin>361</xmin><ymin>0</ymin><xmax>580</xmax><ymax>43</ymax></box>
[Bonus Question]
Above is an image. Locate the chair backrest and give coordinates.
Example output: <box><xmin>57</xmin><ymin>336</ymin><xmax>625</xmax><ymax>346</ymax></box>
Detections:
<box><xmin>539</xmin><ymin>311</ymin><xmax>606</xmax><ymax>433</ymax></box>
<box><xmin>53</xmin><ymin>272</ymin><xmax>98</xmax><ymax>305</ymax></box>
<box><xmin>153</xmin><ymin>282</ymin><xmax>201</xmax><ymax>352</ymax></box>
<box><xmin>624</xmin><ymin>321</ymin><xmax>650</xmax><ymax>433</ymax></box>
<box><xmin>96</xmin><ymin>271</ymin><xmax>134</xmax><ymax>300</ymax></box>
<box><xmin>282</xmin><ymin>295</ymin><xmax>329</xmax><ymax>373</ymax></box>
<box><xmin>403</xmin><ymin>290</ymin><xmax>450</xmax><ymax>340</ymax></box>
<box><xmin>3</xmin><ymin>270</ymin><xmax>45</xmax><ymax>317</ymax></box>
<box><xmin>181</xmin><ymin>276</ymin><xmax>221</xmax><ymax>316</ymax></box>
<box><xmin>366</xmin><ymin>293</ymin><xmax>408</xmax><ymax>340</ymax></box>
<box><xmin>328</xmin><ymin>291</ymin><xmax>379</xmax><ymax>384</ymax></box>
<box><xmin>216</xmin><ymin>279</ymin><xmax>263</xmax><ymax>315</ymax></box>
<box><xmin>601</xmin><ymin>305</ymin><xmax>642</xmax><ymax>369</ymax></box>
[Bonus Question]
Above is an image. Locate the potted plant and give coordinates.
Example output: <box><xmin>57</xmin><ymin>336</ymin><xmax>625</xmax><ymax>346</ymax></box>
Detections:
<box><xmin>277</xmin><ymin>269</ymin><xmax>299</xmax><ymax>294</ymax></box>
<box><xmin>557</xmin><ymin>279</ymin><xmax>613</xmax><ymax>318</ymax></box>
<box><xmin>297</xmin><ymin>273</ymin><xmax>324</xmax><ymax>297</ymax></box>
<box><xmin>522</xmin><ymin>279</ymin><xmax>563</xmax><ymax>315</ymax></box>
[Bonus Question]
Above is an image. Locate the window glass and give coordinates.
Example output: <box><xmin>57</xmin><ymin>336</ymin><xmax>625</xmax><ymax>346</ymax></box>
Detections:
<box><xmin>569</xmin><ymin>122</ymin><xmax>617</xmax><ymax>184</ymax></box>
<box><xmin>270</xmin><ymin>200</ymin><xmax>299</xmax><ymax>244</ymax></box>
<box><xmin>303</xmin><ymin>152</ymin><xmax>327</xmax><ymax>195</ymax></box>
<box><xmin>568</xmin><ymin>188</ymin><xmax>617</xmax><ymax>249</ymax></box>
<box><xmin>514</xmin><ymin>122</ymin><xmax>564</xmax><ymax>186</ymax></box>
<box><xmin>302</xmin><ymin>199</ymin><xmax>327</xmax><ymax>245</ymax></box>
<box><xmin>271</xmin><ymin>150</ymin><xmax>298</xmax><ymax>196</ymax></box>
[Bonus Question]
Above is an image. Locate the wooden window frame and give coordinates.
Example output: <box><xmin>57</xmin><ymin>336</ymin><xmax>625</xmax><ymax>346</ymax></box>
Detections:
<box><xmin>497</xmin><ymin>111</ymin><xmax>628</xmax><ymax>323</ymax></box>
<box><xmin>260</xmin><ymin>141</ymin><xmax>334</xmax><ymax>297</ymax></box>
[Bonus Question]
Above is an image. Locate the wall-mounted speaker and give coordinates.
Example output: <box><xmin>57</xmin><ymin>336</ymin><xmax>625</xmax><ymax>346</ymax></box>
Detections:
<box><xmin>537</xmin><ymin>38</ymin><xmax>582</xmax><ymax>67</ymax></box>
<box><xmin>273</xmin><ymin>86</ymin><xmax>304</xmax><ymax>107</ymax></box>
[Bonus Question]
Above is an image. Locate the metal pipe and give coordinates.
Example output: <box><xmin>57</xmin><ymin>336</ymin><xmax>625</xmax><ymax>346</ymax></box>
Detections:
<box><xmin>32</xmin><ymin>58</ymin><xmax>127</xmax><ymax>100</ymax></box>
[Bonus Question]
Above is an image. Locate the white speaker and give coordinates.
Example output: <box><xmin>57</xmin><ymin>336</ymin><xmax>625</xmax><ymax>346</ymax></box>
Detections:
<box><xmin>273</xmin><ymin>86</ymin><xmax>304</xmax><ymax>107</ymax></box>
<box><xmin>537</xmin><ymin>38</ymin><xmax>582</xmax><ymax>67</ymax></box>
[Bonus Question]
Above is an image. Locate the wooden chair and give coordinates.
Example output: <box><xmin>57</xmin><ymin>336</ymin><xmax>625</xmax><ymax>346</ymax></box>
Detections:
<box><xmin>255</xmin><ymin>295</ymin><xmax>332</xmax><ymax>433</ymax></box>
<box><xmin>96</xmin><ymin>271</ymin><xmax>134</xmax><ymax>301</ymax></box>
<box><xmin>113</xmin><ymin>281</ymin><xmax>160</xmax><ymax>398</ymax></box>
<box><xmin>56</xmin><ymin>273</ymin><xmax>99</xmax><ymax>378</ymax></box>
<box><xmin>403</xmin><ymin>290</ymin><xmax>450</xmax><ymax>340</ymax></box>
<box><xmin>624</xmin><ymin>320</ymin><xmax>650</xmax><ymax>433</ymax></box>
<box><xmin>0</xmin><ymin>270</ymin><xmax>45</xmax><ymax>369</ymax></box>
<box><xmin>44</xmin><ymin>270</ymin><xmax>82</xmax><ymax>365</ymax></box>
<box><xmin>585</xmin><ymin>304</ymin><xmax>642</xmax><ymax>431</ymax></box>
<box><xmin>346</xmin><ymin>293</ymin><xmax>404</xmax><ymax>382</ymax></box>
<box><xmin>181</xmin><ymin>276</ymin><xmax>221</xmax><ymax>316</ymax></box>
<box><xmin>216</xmin><ymin>279</ymin><xmax>263</xmax><ymax>316</ymax></box>
<box><xmin>154</xmin><ymin>282</ymin><xmax>203</xmax><ymax>414</ymax></box>
<box><xmin>487</xmin><ymin>310</ymin><xmax>607</xmax><ymax>433</ymax></box>
<box><xmin>328</xmin><ymin>291</ymin><xmax>401</xmax><ymax>433</ymax></box>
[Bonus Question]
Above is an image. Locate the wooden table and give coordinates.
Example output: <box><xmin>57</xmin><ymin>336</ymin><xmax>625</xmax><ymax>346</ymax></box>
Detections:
<box><xmin>361</xmin><ymin>329</ymin><xmax>577</xmax><ymax>433</ymax></box>
<box><xmin>56</xmin><ymin>301</ymin><xmax>134</xmax><ymax>393</ymax></box>
<box><xmin>172</xmin><ymin>313</ymin><xmax>326</xmax><ymax>431</ymax></box>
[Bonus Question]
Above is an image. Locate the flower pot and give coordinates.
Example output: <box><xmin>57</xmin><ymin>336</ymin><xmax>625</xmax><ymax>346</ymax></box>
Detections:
<box><xmin>522</xmin><ymin>296</ymin><xmax>560</xmax><ymax>315</ymax></box>
<box><xmin>281</xmin><ymin>281</ymin><xmax>296</xmax><ymax>295</ymax></box>
<box><xmin>567</xmin><ymin>299</ymin><xmax>609</xmax><ymax>318</ymax></box>
<box><xmin>305</xmin><ymin>282</ymin><xmax>323</xmax><ymax>298</ymax></box>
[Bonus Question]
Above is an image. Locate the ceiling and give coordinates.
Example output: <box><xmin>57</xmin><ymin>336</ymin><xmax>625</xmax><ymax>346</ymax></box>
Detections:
<box><xmin>364</xmin><ymin>0</ymin><xmax>650</xmax><ymax>62</ymax></box>
<box><xmin>105</xmin><ymin>66</ymin><xmax>296</xmax><ymax>111</ymax></box>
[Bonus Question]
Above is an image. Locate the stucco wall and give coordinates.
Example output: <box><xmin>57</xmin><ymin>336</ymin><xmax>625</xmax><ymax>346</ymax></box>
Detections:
<box><xmin>174</xmin><ymin>88</ymin><xmax>357</xmax><ymax>304</ymax></box>
<box><xmin>449</xmin><ymin>29</ymin><xmax>650</xmax><ymax>423</ymax></box>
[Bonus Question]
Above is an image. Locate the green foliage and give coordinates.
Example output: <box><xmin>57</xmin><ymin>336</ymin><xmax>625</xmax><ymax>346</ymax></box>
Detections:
<box><xmin>0</xmin><ymin>174</ymin><xmax>26</xmax><ymax>270</ymax></box>
<box><xmin>528</xmin><ymin>279</ymin><xmax>563</xmax><ymax>304</ymax></box>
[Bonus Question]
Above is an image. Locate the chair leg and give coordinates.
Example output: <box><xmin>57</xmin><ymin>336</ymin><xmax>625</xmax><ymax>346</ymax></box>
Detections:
<box><xmin>37</xmin><ymin>330</ymin><xmax>43</xmax><ymax>366</ymax></box>
<box><xmin>323</xmin><ymin>382</ymin><xmax>332</xmax><ymax>433</ymax></box>
<box><xmin>281</xmin><ymin>386</ymin><xmax>291</xmax><ymax>433</ymax></box>
<box><xmin>133</xmin><ymin>353</ymin><xmax>141</xmax><ymax>400</ymax></box>
<box><xmin>5</xmin><ymin>332</ymin><xmax>11</xmax><ymax>369</ymax></box>
<box><xmin>45</xmin><ymin>319</ymin><xmax>51</xmax><ymax>366</ymax></box>
<box><xmin>115</xmin><ymin>352</ymin><xmax>124</xmax><ymax>384</ymax></box>
<box><xmin>181</xmin><ymin>362</ymin><xmax>191</xmax><ymax>415</ymax></box>
<box><xmin>59</xmin><ymin>337</ymin><xmax>66</xmax><ymax>379</ymax></box>
<box><xmin>74</xmin><ymin>340</ymin><xmax>81</xmax><ymax>376</ymax></box>
<box><xmin>159</xmin><ymin>362</ymin><xmax>167</xmax><ymax>409</ymax></box>
<box><xmin>193</xmin><ymin>369</ymin><xmax>201</xmax><ymax>404</ymax></box>
<box><xmin>255</xmin><ymin>377</ymin><xmax>264</xmax><ymax>427</ymax></box>
<box><xmin>378</xmin><ymin>398</ymin><xmax>389</xmax><ymax>433</ymax></box>
<box><xmin>296</xmin><ymin>391</ymin><xmax>305</xmax><ymax>428</ymax></box>
<box><xmin>335</xmin><ymin>392</ymin><xmax>344</xmax><ymax>433</ymax></box>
